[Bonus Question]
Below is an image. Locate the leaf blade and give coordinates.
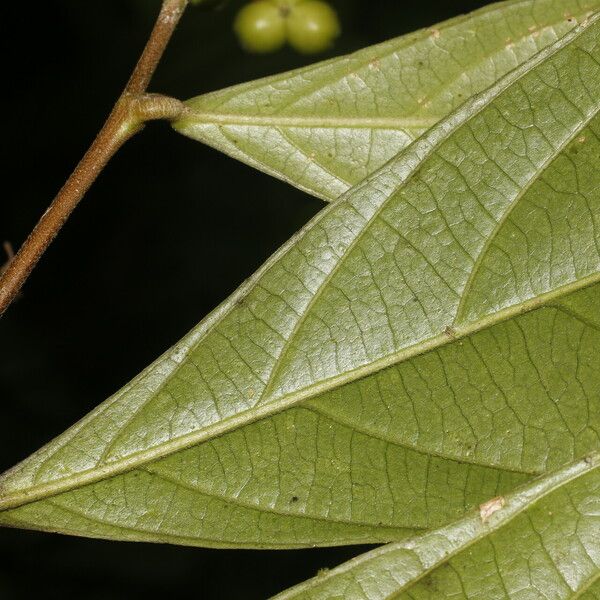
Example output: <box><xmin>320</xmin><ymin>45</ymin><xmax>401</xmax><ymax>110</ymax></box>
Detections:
<box><xmin>272</xmin><ymin>453</ymin><xmax>600</xmax><ymax>599</ymax></box>
<box><xmin>1</xmin><ymin>12</ymin><xmax>599</xmax><ymax>547</ymax></box>
<box><xmin>174</xmin><ymin>0</ymin><xmax>600</xmax><ymax>201</ymax></box>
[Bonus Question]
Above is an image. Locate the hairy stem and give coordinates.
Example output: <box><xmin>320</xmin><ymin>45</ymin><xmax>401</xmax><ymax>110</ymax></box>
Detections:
<box><xmin>0</xmin><ymin>0</ymin><xmax>188</xmax><ymax>317</ymax></box>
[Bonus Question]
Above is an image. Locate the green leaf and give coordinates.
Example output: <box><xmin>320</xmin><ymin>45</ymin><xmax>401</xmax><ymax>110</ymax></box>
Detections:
<box><xmin>173</xmin><ymin>0</ymin><xmax>600</xmax><ymax>202</ymax></box>
<box><xmin>1</xmin><ymin>13</ymin><xmax>599</xmax><ymax>548</ymax></box>
<box><xmin>273</xmin><ymin>453</ymin><xmax>600</xmax><ymax>599</ymax></box>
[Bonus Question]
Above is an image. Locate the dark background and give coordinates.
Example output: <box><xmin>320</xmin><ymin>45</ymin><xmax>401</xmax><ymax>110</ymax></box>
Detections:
<box><xmin>0</xmin><ymin>0</ymin><xmax>491</xmax><ymax>597</ymax></box>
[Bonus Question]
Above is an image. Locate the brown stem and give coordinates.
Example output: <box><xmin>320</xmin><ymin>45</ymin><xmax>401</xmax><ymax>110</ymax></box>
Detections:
<box><xmin>127</xmin><ymin>0</ymin><xmax>189</xmax><ymax>95</ymax></box>
<box><xmin>0</xmin><ymin>0</ymin><xmax>188</xmax><ymax>317</ymax></box>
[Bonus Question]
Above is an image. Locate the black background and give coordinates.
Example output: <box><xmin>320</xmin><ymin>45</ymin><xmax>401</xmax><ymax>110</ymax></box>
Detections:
<box><xmin>0</xmin><ymin>0</ymin><xmax>491</xmax><ymax>597</ymax></box>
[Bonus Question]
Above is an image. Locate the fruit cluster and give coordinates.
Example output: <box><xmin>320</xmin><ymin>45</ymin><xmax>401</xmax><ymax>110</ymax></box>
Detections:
<box><xmin>234</xmin><ymin>0</ymin><xmax>340</xmax><ymax>54</ymax></box>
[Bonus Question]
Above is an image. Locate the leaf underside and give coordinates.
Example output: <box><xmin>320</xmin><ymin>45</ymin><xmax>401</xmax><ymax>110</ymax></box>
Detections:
<box><xmin>174</xmin><ymin>0</ymin><xmax>600</xmax><ymax>201</ymax></box>
<box><xmin>273</xmin><ymin>454</ymin><xmax>600</xmax><ymax>599</ymax></box>
<box><xmin>0</xmin><ymin>6</ymin><xmax>599</xmax><ymax>550</ymax></box>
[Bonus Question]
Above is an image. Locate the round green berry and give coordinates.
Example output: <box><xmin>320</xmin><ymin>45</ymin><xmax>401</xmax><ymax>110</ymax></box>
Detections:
<box><xmin>272</xmin><ymin>0</ymin><xmax>302</xmax><ymax>11</ymax></box>
<box><xmin>234</xmin><ymin>1</ymin><xmax>287</xmax><ymax>54</ymax></box>
<box><xmin>286</xmin><ymin>1</ymin><xmax>340</xmax><ymax>54</ymax></box>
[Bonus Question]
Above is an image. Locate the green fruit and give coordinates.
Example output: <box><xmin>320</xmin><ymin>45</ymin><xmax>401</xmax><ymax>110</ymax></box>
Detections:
<box><xmin>286</xmin><ymin>1</ymin><xmax>340</xmax><ymax>54</ymax></box>
<box><xmin>234</xmin><ymin>1</ymin><xmax>287</xmax><ymax>54</ymax></box>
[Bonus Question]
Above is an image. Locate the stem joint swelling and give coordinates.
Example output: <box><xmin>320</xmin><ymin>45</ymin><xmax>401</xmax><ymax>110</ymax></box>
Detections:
<box><xmin>117</xmin><ymin>93</ymin><xmax>186</xmax><ymax>141</ymax></box>
<box><xmin>0</xmin><ymin>0</ymin><xmax>189</xmax><ymax>317</ymax></box>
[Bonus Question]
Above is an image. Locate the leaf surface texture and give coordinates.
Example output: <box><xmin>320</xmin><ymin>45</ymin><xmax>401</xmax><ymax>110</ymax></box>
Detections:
<box><xmin>1</xmin><ymin>11</ymin><xmax>599</xmax><ymax>548</ymax></box>
<box><xmin>273</xmin><ymin>454</ymin><xmax>600</xmax><ymax>599</ymax></box>
<box><xmin>174</xmin><ymin>0</ymin><xmax>600</xmax><ymax>201</ymax></box>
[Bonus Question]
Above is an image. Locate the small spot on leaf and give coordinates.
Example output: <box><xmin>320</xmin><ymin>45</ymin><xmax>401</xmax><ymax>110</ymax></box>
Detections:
<box><xmin>443</xmin><ymin>325</ymin><xmax>456</xmax><ymax>338</ymax></box>
<box><xmin>479</xmin><ymin>496</ymin><xmax>505</xmax><ymax>523</ymax></box>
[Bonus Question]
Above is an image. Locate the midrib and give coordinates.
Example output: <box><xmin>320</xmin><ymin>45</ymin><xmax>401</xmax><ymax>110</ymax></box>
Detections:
<box><xmin>180</xmin><ymin>109</ymin><xmax>438</xmax><ymax>131</ymax></box>
<box><xmin>0</xmin><ymin>17</ymin><xmax>598</xmax><ymax>514</ymax></box>
<box><xmin>273</xmin><ymin>455</ymin><xmax>600</xmax><ymax>599</ymax></box>
<box><xmin>0</xmin><ymin>269</ymin><xmax>598</xmax><ymax>514</ymax></box>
